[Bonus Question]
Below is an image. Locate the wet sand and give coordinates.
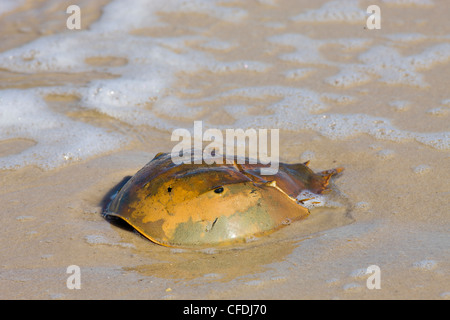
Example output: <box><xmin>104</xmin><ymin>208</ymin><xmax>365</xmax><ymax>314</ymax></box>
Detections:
<box><xmin>0</xmin><ymin>0</ymin><xmax>449</xmax><ymax>299</ymax></box>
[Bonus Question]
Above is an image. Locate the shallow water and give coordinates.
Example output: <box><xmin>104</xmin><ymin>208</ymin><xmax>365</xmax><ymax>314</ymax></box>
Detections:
<box><xmin>0</xmin><ymin>0</ymin><xmax>449</xmax><ymax>299</ymax></box>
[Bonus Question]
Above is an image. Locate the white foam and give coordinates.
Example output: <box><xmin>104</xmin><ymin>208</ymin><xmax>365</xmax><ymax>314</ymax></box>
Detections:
<box><xmin>84</xmin><ymin>234</ymin><xmax>135</xmax><ymax>248</ymax></box>
<box><xmin>349</xmin><ymin>268</ymin><xmax>368</xmax><ymax>279</ymax></box>
<box><xmin>268</xmin><ymin>33</ymin><xmax>448</xmax><ymax>88</ymax></box>
<box><xmin>325</xmin><ymin>64</ymin><xmax>372</xmax><ymax>88</ymax></box>
<box><xmin>90</xmin><ymin>0</ymin><xmax>248</xmax><ymax>32</ymax></box>
<box><xmin>382</xmin><ymin>0</ymin><xmax>434</xmax><ymax>7</ymax></box>
<box><xmin>0</xmin><ymin>0</ymin><xmax>449</xmax><ymax>171</ymax></box>
<box><xmin>200</xmin><ymin>40</ymin><xmax>236</xmax><ymax>51</ymax></box>
<box><xmin>223</xmin><ymin>105</ymin><xmax>255</xmax><ymax>118</ymax></box>
<box><xmin>263</xmin><ymin>22</ymin><xmax>286</xmax><ymax>29</ymax></box>
<box><xmin>291</xmin><ymin>0</ymin><xmax>366</xmax><ymax>23</ymax></box>
<box><xmin>327</xmin><ymin>44</ymin><xmax>450</xmax><ymax>87</ymax></box>
<box><xmin>334</xmin><ymin>38</ymin><xmax>374</xmax><ymax>52</ymax></box>
<box><xmin>202</xmin><ymin>86</ymin><xmax>449</xmax><ymax>150</ymax></box>
<box><xmin>0</xmin><ymin>0</ymin><xmax>25</xmax><ymax>16</ymax></box>
<box><xmin>268</xmin><ymin>34</ymin><xmax>328</xmax><ymax>64</ymax></box>
<box><xmin>297</xmin><ymin>190</ymin><xmax>326</xmax><ymax>209</ymax></box>
<box><xmin>389</xmin><ymin>100</ymin><xmax>411</xmax><ymax>112</ymax></box>
<box><xmin>427</xmin><ymin>107</ymin><xmax>448</xmax><ymax>116</ymax></box>
<box><xmin>412</xmin><ymin>164</ymin><xmax>431</xmax><ymax>174</ymax></box>
<box><xmin>0</xmin><ymin>1</ymin><xmax>269</xmax><ymax>169</ymax></box>
<box><xmin>376</xmin><ymin>149</ymin><xmax>396</xmax><ymax>160</ymax></box>
<box><xmin>385</xmin><ymin>33</ymin><xmax>427</xmax><ymax>43</ymax></box>
<box><xmin>207</xmin><ymin>60</ymin><xmax>270</xmax><ymax>73</ymax></box>
<box><xmin>342</xmin><ymin>282</ymin><xmax>363</xmax><ymax>291</ymax></box>
<box><xmin>284</xmin><ymin>68</ymin><xmax>315</xmax><ymax>80</ymax></box>
<box><xmin>217</xmin><ymin>86</ymin><xmax>330</xmax><ymax>114</ymax></box>
<box><xmin>297</xmin><ymin>189</ymin><xmax>344</xmax><ymax>210</ymax></box>
<box><xmin>320</xmin><ymin>93</ymin><xmax>357</xmax><ymax>105</ymax></box>
<box><xmin>412</xmin><ymin>259</ymin><xmax>437</xmax><ymax>270</ymax></box>
<box><xmin>0</xmin><ymin>89</ymin><xmax>126</xmax><ymax>170</ymax></box>
<box><xmin>257</xmin><ymin>0</ymin><xmax>278</xmax><ymax>6</ymax></box>
<box><xmin>354</xmin><ymin>201</ymin><xmax>370</xmax><ymax>210</ymax></box>
<box><xmin>414</xmin><ymin>132</ymin><xmax>449</xmax><ymax>150</ymax></box>
<box><xmin>269</xmin><ymin>33</ymin><xmax>372</xmax><ymax>72</ymax></box>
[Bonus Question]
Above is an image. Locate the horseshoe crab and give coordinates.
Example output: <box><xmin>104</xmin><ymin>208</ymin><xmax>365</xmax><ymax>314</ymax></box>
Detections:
<box><xmin>105</xmin><ymin>152</ymin><xmax>342</xmax><ymax>247</ymax></box>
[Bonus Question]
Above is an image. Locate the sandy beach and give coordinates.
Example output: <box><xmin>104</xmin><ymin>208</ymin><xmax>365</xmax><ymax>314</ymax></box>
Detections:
<box><xmin>0</xmin><ymin>0</ymin><xmax>449</xmax><ymax>299</ymax></box>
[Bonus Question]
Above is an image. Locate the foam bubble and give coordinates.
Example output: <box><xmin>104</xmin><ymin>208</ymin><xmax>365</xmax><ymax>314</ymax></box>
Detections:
<box><xmin>205</xmin><ymin>86</ymin><xmax>449</xmax><ymax>150</ymax></box>
<box><xmin>291</xmin><ymin>0</ymin><xmax>366</xmax><ymax>23</ymax></box>
<box><xmin>257</xmin><ymin>0</ymin><xmax>278</xmax><ymax>6</ymax></box>
<box><xmin>349</xmin><ymin>268</ymin><xmax>369</xmax><ymax>279</ymax></box>
<box><xmin>325</xmin><ymin>64</ymin><xmax>372</xmax><ymax>88</ymax></box>
<box><xmin>328</xmin><ymin>44</ymin><xmax>450</xmax><ymax>87</ymax></box>
<box><xmin>412</xmin><ymin>164</ymin><xmax>431</xmax><ymax>174</ymax></box>
<box><xmin>0</xmin><ymin>89</ymin><xmax>126</xmax><ymax>170</ymax></box>
<box><xmin>16</xmin><ymin>216</ymin><xmax>35</xmax><ymax>222</ymax></box>
<box><xmin>441</xmin><ymin>292</ymin><xmax>450</xmax><ymax>299</ymax></box>
<box><xmin>389</xmin><ymin>100</ymin><xmax>411</xmax><ymax>112</ymax></box>
<box><xmin>90</xmin><ymin>0</ymin><xmax>248</xmax><ymax>32</ymax></box>
<box><xmin>269</xmin><ymin>34</ymin><xmax>371</xmax><ymax>66</ymax></box>
<box><xmin>268</xmin><ymin>34</ymin><xmax>327</xmax><ymax>64</ymax></box>
<box><xmin>0</xmin><ymin>0</ymin><xmax>25</xmax><ymax>16</ymax></box>
<box><xmin>385</xmin><ymin>33</ymin><xmax>427</xmax><ymax>43</ymax></box>
<box><xmin>245</xmin><ymin>280</ymin><xmax>264</xmax><ymax>286</ymax></box>
<box><xmin>342</xmin><ymin>282</ymin><xmax>363</xmax><ymax>291</ymax></box>
<box><xmin>427</xmin><ymin>107</ymin><xmax>449</xmax><ymax>116</ymax></box>
<box><xmin>200</xmin><ymin>40</ymin><xmax>236</xmax><ymax>51</ymax></box>
<box><xmin>376</xmin><ymin>149</ymin><xmax>395</xmax><ymax>160</ymax></box>
<box><xmin>284</xmin><ymin>68</ymin><xmax>315</xmax><ymax>80</ymax></box>
<box><xmin>0</xmin><ymin>1</ymin><xmax>270</xmax><ymax>168</ymax></box>
<box><xmin>415</xmin><ymin>132</ymin><xmax>449</xmax><ymax>150</ymax></box>
<box><xmin>207</xmin><ymin>60</ymin><xmax>270</xmax><ymax>73</ymax></box>
<box><xmin>354</xmin><ymin>201</ymin><xmax>370</xmax><ymax>210</ymax></box>
<box><xmin>297</xmin><ymin>190</ymin><xmax>326</xmax><ymax>209</ymax></box>
<box><xmin>217</xmin><ymin>86</ymin><xmax>330</xmax><ymax>114</ymax></box>
<box><xmin>382</xmin><ymin>0</ymin><xmax>434</xmax><ymax>7</ymax></box>
<box><xmin>85</xmin><ymin>234</ymin><xmax>111</xmax><ymax>245</ymax></box>
<box><xmin>84</xmin><ymin>234</ymin><xmax>135</xmax><ymax>248</ymax></box>
<box><xmin>412</xmin><ymin>259</ymin><xmax>437</xmax><ymax>270</ymax></box>
<box><xmin>296</xmin><ymin>189</ymin><xmax>342</xmax><ymax>209</ymax></box>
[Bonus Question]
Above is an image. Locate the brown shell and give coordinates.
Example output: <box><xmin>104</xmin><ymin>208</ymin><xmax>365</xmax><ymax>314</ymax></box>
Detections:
<box><xmin>105</xmin><ymin>152</ymin><xmax>342</xmax><ymax>247</ymax></box>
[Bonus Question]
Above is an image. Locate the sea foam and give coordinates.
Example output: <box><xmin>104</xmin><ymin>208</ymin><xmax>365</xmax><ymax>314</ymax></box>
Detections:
<box><xmin>0</xmin><ymin>89</ymin><xmax>126</xmax><ymax>169</ymax></box>
<box><xmin>0</xmin><ymin>0</ymin><xmax>449</xmax><ymax>170</ymax></box>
